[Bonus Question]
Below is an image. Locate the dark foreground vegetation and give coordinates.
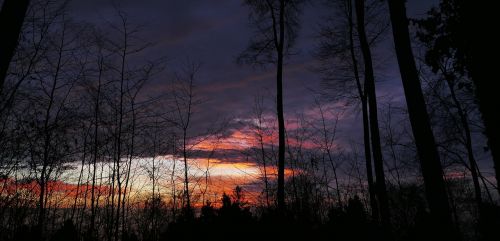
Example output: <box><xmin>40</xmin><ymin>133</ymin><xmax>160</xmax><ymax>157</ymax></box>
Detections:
<box><xmin>1</xmin><ymin>0</ymin><xmax>499</xmax><ymax>241</ymax></box>
<box><xmin>7</xmin><ymin>186</ymin><xmax>500</xmax><ymax>241</ymax></box>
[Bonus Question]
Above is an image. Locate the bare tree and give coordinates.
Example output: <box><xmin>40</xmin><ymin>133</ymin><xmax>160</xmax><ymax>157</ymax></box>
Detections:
<box><xmin>251</xmin><ymin>96</ymin><xmax>272</xmax><ymax>208</ymax></box>
<box><xmin>314</xmin><ymin>97</ymin><xmax>343</xmax><ymax>208</ymax></box>
<box><xmin>414</xmin><ymin>0</ymin><xmax>495</xmax><ymax>207</ymax></box>
<box><xmin>171</xmin><ymin>62</ymin><xmax>202</xmax><ymax>213</ymax></box>
<box><xmin>413</xmin><ymin>0</ymin><xmax>500</xmax><ymax>196</ymax></box>
<box><xmin>19</xmin><ymin>14</ymin><xmax>87</xmax><ymax>237</ymax></box>
<box><xmin>239</xmin><ymin>0</ymin><xmax>304</xmax><ymax>213</ymax></box>
<box><xmin>315</xmin><ymin>0</ymin><xmax>389</xmax><ymax>220</ymax></box>
<box><xmin>422</xmin><ymin>67</ymin><xmax>486</xmax><ymax>207</ymax></box>
<box><xmin>89</xmin><ymin>35</ymin><xmax>105</xmax><ymax>239</ymax></box>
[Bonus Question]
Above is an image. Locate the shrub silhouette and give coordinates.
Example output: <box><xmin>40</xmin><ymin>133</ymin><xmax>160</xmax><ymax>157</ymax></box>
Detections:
<box><xmin>50</xmin><ymin>220</ymin><xmax>78</xmax><ymax>241</ymax></box>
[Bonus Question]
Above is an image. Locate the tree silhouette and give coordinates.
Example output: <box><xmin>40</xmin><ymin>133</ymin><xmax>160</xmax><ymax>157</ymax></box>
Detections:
<box><xmin>414</xmin><ymin>0</ymin><xmax>500</xmax><ymax>197</ymax></box>
<box><xmin>50</xmin><ymin>220</ymin><xmax>78</xmax><ymax>241</ymax></box>
<box><xmin>387</xmin><ymin>0</ymin><xmax>456</xmax><ymax>240</ymax></box>
<box><xmin>0</xmin><ymin>1</ymin><xmax>497</xmax><ymax>241</ymax></box>
<box><xmin>354</xmin><ymin>0</ymin><xmax>391</xmax><ymax>233</ymax></box>
<box><xmin>171</xmin><ymin>63</ymin><xmax>202</xmax><ymax>213</ymax></box>
<box><xmin>0</xmin><ymin>0</ymin><xmax>31</xmax><ymax>93</ymax></box>
<box><xmin>239</xmin><ymin>0</ymin><xmax>304</xmax><ymax>213</ymax></box>
<box><xmin>316</xmin><ymin>0</ymin><xmax>390</xmax><ymax>221</ymax></box>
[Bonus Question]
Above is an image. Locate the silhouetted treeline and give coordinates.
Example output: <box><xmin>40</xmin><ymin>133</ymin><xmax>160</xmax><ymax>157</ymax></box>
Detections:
<box><xmin>1</xmin><ymin>0</ymin><xmax>499</xmax><ymax>241</ymax></box>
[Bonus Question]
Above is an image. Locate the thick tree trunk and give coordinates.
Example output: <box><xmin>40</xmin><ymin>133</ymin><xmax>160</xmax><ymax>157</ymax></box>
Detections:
<box><xmin>387</xmin><ymin>0</ymin><xmax>456</xmax><ymax>240</ymax></box>
<box><xmin>472</xmin><ymin>54</ymin><xmax>500</xmax><ymax>197</ymax></box>
<box><xmin>0</xmin><ymin>0</ymin><xmax>30</xmax><ymax>93</ymax></box>
<box><xmin>462</xmin><ymin>1</ymin><xmax>500</xmax><ymax>196</ymax></box>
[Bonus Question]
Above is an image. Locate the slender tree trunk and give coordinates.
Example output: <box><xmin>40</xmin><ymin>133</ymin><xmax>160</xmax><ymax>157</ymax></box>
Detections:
<box><xmin>346</xmin><ymin>0</ymin><xmax>378</xmax><ymax>220</ymax></box>
<box><xmin>114</xmin><ymin>91</ymin><xmax>123</xmax><ymax>241</ymax></box>
<box><xmin>171</xmin><ymin>136</ymin><xmax>177</xmax><ymax>220</ymax></box>
<box><xmin>320</xmin><ymin>156</ymin><xmax>332</xmax><ymax>205</ymax></box>
<box><xmin>443</xmin><ymin>72</ymin><xmax>482</xmax><ymax>206</ymax></box>
<box><xmin>38</xmin><ymin>165</ymin><xmax>47</xmax><ymax>232</ymax></box>
<box><xmin>151</xmin><ymin>156</ymin><xmax>156</xmax><ymax>239</ymax></box>
<box><xmin>96</xmin><ymin>158</ymin><xmax>105</xmax><ymax>236</ymax></box>
<box><xmin>37</xmin><ymin>25</ymin><xmax>65</xmax><ymax>234</ymax></box>
<box><xmin>177</xmin><ymin>75</ymin><xmax>194</xmax><ymax>212</ymax></box>
<box><xmin>90</xmin><ymin>56</ymin><xmax>103</xmax><ymax>237</ymax></box>
<box><xmin>183</xmin><ymin>130</ymin><xmax>191</xmax><ymax>210</ymax></box>
<box><xmin>354</xmin><ymin>0</ymin><xmax>391</xmax><ymax>232</ymax></box>
<box><xmin>387</xmin><ymin>1</ymin><xmax>455</xmax><ymax>240</ymax></box>
<box><xmin>114</xmin><ymin>25</ymin><xmax>128</xmax><ymax>240</ymax></box>
<box><xmin>259</xmin><ymin>133</ymin><xmax>271</xmax><ymax>208</ymax></box>
<box><xmin>151</xmin><ymin>123</ymin><xmax>159</xmax><ymax>239</ymax></box>
<box><xmin>317</xmin><ymin>102</ymin><xmax>342</xmax><ymax>207</ymax></box>
<box><xmin>285</xmin><ymin>142</ymin><xmax>299</xmax><ymax>209</ymax></box>
<box><xmin>328</xmin><ymin>154</ymin><xmax>342</xmax><ymax>208</ymax></box>
<box><xmin>361</xmin><ymin>100</ymin><xmax>379</xmax><ymax>217</ymax></box>
<box><xmin>72</xmin><ymin>134</ymin><xmax>88</xmax><ymax>220</ymax></box>
<box><xmin>122</xmin><ymin>105</ymin><xmax>136</xmax><ymax>234</ymax></box>
<box><xmin>80</xmin><ymin>161</ymin><xmax>91</xmax><ymax>232</ymax></box>
<box><xmin>114</xmin><ymin>89</ymin><xmax>123</xmax><ymax>241</ymax></box>
<box><xmin>0</xmin><ymin>0</ymin><xmax>30</xmax><ymax>93</ymax></box>
<box><xmin>276</xmin><ymin>0</ymin><xmax>286</xmax><ymax>214</ymax></box>
<box><xmin>108</xmin><ymin>149</ymin><xmax>116</xmax><ymax>241</ymax></box>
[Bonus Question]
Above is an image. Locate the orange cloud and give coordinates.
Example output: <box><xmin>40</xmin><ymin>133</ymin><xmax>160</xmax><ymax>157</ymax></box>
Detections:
<box><xmin>193</xmin><ymin>128</ymin><xmax>279</xmax><ymax>153</ymax></box>
<box><xmin>193</xmin><ymin>130</ymin><xmax>255</xmax><ymax>152</ymax></box>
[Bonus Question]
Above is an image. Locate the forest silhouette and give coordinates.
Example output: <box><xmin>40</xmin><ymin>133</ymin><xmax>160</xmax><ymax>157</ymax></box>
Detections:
<box><xmin>0</xmin><ymin>0</ymin><xmax>499</xmax><ymax>241</ymax></box>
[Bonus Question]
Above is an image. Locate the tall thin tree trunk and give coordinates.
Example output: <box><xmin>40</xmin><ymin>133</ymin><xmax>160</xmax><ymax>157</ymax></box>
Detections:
<box><xmin>354</xmin><ymin>0</ymin><xmax>391</xmax><ymax>232</ymax></box>
<box><xmin>276</xmin><ymin>0</ymin><xmax>286</xmax><ymax>213</ymax></box>
<box><xmin>387</xmin><ymin>1</ymin><xmax>455</xmax><ymax>240</ymax></box>
<box><xmin>108</xmin><ymin>147</ymin><xmax>116</xmax><ymax>241</ymax></box>
<box><xmin>80</xmin><ymin>161</ymin><xmax>91</xmax><ymax>232</ymax></box>
<box><xmin>361</xmin><ymin>101</ymin><xmax>379</xmax><ymax>216</ymax></box>
<box><xmin>317</xmin><ymin>102</ymin><xmax>342</xmax><ymax>207</ymax></box>
<box><xmin>260</xmin><ymin>133</ymin><xmax>271</xmax><ymax>208</ymax></box>
<box><xmin>183</xmin><ymin>130</ymin><xmax>191</xmax><ymax>210</ymax></box>
<box><xmin>114</xmin><ymin>24</ymin><xmax>128</xmax><ymax>240</ymax></box>
<box><xmin>122</xmin><ymin>105</ymin><xmax>136</xmax><ymax>234</ymax></box>
<box><xmin>285</xmin><ymin>141</ymin><xmax>299</xmax><ymax>209</ymax></box>
<box><xmin>346</xmin><ymin>0</ymin><xmax>378</xmax><ymax>220</ymax></box>
<box><xmin>38</xmin><ymin>25</ymin><xmax>65</xmax><ymax>235</ymax></box>
<box><xmin>443</xmin><ymin>71</ymin><xmax>482</xmax><ymax>206</ymax></box>
<box><xmin>90</xmin><ymin>56</ymin><xmax>103</xmax><ymax>238</ymax></box>
<box><xmin>171</xmin><ymin>136</ymin><xmax>177</xmax><ymax>220</ymax></box>
<box><xmin>72</xmin><ymin>134</ymin><xmax>88</xmax><ymax>220</ymax></box>
<box><xmin>0</xmin><ymin>0</ymin><xmax>30</xmax><ymax>93</ymax></box>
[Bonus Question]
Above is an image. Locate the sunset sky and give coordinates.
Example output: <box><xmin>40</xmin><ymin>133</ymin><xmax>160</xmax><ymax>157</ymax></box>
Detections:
<box><xmin>29</xmin><ymin>0</ymin><xmax>487</xmax><ymax>205</ymax></box>
<box><xmin>1</xmin><ymin>2</ymin><xmax>495</xmax><ymax>241</ymax></box>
